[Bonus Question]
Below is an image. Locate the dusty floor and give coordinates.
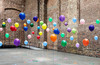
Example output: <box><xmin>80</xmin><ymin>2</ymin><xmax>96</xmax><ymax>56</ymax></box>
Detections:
<box><xmin>0</xmin><ymin>48</ymin><xmax>100</xmax><ymax>65</ymax></box>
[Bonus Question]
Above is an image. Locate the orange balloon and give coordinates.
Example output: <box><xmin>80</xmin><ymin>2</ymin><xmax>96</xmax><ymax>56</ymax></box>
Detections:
<box><xmin>24</xmin><ymin>23</ymin><xmax>27</xmax><ymax>27</ymax></box>
<box><xmin>36</xmin><ymin>19</ymin><xmax>39</xmax><ymax>22</ymax></box>
<box><xmin>50</xmin><ymin>34</ymin><xmax>57</xmax><ymax>42</ymax></box>
<box><xmin>52</xmin><ymin>27</ymin><xmax>55</xmax><ymax>30</ymax></box>
<box><xmin>83</xmin><ymin>38</ymin><xmax>89</xmax><ymax>46</ymax></box>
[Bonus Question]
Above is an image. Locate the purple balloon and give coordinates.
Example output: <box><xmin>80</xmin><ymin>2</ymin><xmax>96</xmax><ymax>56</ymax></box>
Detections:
<box><xmin>67</xmin><ymin>28</ymin><xmax>71</xmax><ymax>33</ymax></box>
<box><xmin>14</xmin><ymin>38</ymin><xmax>20</xmax><ymax>46</ymax></box>
<box><xmin>76</xmin><ymin>43</ymin><xmax>80</xmax><ymax>48</ymax></box>
<box><xmin>65</xmin><ymin>22</ymin><xmax>68</xmax><ymax>26</ymax></box>
<box><xmin>59</xmin><ymin>15</ymin><xmax>65</xmax><ymax>22</ymax></box>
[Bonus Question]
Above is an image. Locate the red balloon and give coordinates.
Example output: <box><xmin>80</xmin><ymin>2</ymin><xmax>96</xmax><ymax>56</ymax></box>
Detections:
<box><xmin>32</xmin><ymin>31</ymin><xmax>35</xmax><ymax>34</ymax></box>
<box><xmin>83</xmin><ymin>38</ymin><xmax>89</xmax><ymax>46</ymax></box>
<box><xmin>10</xmin><ymin>25</ymin><xmax>15</xmax><ymax>31</ymax></box>
<box><xmin>14</xmin><ymin>28</ymin><xmax>17</xmax><ymax>31</ymax></box>
<box><xmin>37</xmin><ymin>35</ymin><xmax>40</xmax><ymax>39</ymax></box>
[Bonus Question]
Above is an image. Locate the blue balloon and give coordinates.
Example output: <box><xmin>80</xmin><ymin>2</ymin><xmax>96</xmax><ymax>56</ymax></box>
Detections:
<box><xmin>19</xmin><ymin>12</ymin><xmax>26</xmax><ymax>20</ymax></box>
<box><xmin>89</xmin><ymin>25</ymin><xmax>95</xmax><ymax>31</ymax></box>
<box><xmin>27</xmin><ymin>19</ymin><xmax>31</xmax><ymax>24</ymax></box>
<box><xmin>54</xmin><ymin>28</ymin><xmax>60</xmax><ymax>35</ymax></box>
<box><xmin>43</xmin><ymin>41</ymin><xmax>47</xmax><ymax>46</ymax></box>
<box><xmin>24</xmin><ymin>40</ymin><xmax>28</xmax><ymax>45</ymax></box>
<box><xmin>73</xmin><ymin>18</ymin><xmax>77</xmax><ymax>23</ymax></box>
<box><xmin>24</xmin><ymin>26</ymin><xmax>28</xmax><ymax>31</ymax></box>
<box><xmin>37</xmin><ymin>26</ymin><xmax>40</xmax><ymax>29</ymax></box>
<box><xmin>0</xmin><ymin>41</ymin><xmax>2</xmax><ymax>47</ymax></box>
<box><xmin>53</xmin><ymin>22</ymin><xmax>57</xmax><ymax>27</ymax></box>
<box><xmin>70</xmin><ymin>36</ymin><xmax>74</xmax><ymax>41</ymax></box>
<box><xmin>94</xmin><ymin>36</ymin><xmax>98</xmax><ymax>40</ymax></box>
<box><xmin>33</xmin><ymin>16</ymin><xmax>38</xmax><ymax>22</ymax></box>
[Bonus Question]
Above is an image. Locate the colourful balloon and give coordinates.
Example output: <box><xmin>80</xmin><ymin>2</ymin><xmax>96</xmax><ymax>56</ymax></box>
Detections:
<box><xmin>48</xmin><ymin>17</ymin><xmax>53</xmax><ymax>22</ymax></box>
<box><xmin>52</xmin><ymin>27</ymin><xmax>55</xmax><ymax>31</ymax></box>
<box><xmin>24</xmin><ymin>26</ymin><xmax>28</xmax><ymax>31</ymax></box>
<box><xmin>37</xmin><ymin>35</ymin><xmax>40</xmax><ymax>39</ymax></box>
<box><xmin>43</xmin><ymin>41</ymin><xmax>47</xmax><ymax>46</ymax></box>
<box><xmin>27</xmin><ymin>34</ymin><xmax>32</xmax><ymax>39</ymax></box>
<box><xmin>39</xmin><ymin>31</ymin><xmax>43</xmax><ymax>36</ymax></box>
<box><xmin>73</xmin><ymin>18</ymin><xmax>77</xmax><ymax>23</ymax></box>
<box><xmin>27</xmin><ymin>19</ymin><xmax>31</xmax><ymax>24</ymax></box>
<box><xmin>70</xmin><ymin>36</ymin><xmax>74</xmax><ymax>41</ymax></box>
<box><xmin>33</xmin><ymin>16</ymin><xmax>38</xmax><ymax>22</ymax></box>
<box><xmin>2</xmin><ymin>24</ymin><xmax>6</xmax><ymax>28</ymax></box>
<box><xmin>89</xmin><ymin>25</ymin><xmax>95</xmax><ymax>31</ymax></box>
<box><xmin>0</xmin><ymin>28</ymin><xmax>3</xmax><ymax>32</ymax></box>
<box><xmin>7</xmin><ymin>18</ymin><xmax>11</xmax><ymax>23</ymax></box>
<box><xmin>15</xmin><ymin>23</ymin><xmax>19</xmax><ymax>28</ymax></box>
<box><xmin>94</xmin><ymin>36</ymin><xmax>98</xmax><ymax>40</ymax></box>
<box><xmin>72</xmin><ymin>28</ymin><xmax>77</xmax><ymax>34</ymax></box>
<box><xmin>50</xmin><ymin>34</ymin><xmax>57</xmax><ymax>42</ymax></box>
<box><xmin>14</xmin><ymin>38</ymin><xmax>20</xmax><ymax>46</ymax></box>
<box><xmin>30</xmin><ymin>23</ymin><xmax>34</xmax><ymax>27</ymax></box>
<box><xmin>42</xmin><ymin>24</ymin><xmax>47</xmax><ymax>30</ymax></box>
<box><xmin>54</xmin><ymin>28</ymin><xmax>60</xmax><ymax>35</ymax></box>
<box><xmin>32</xmin><ymin>31</ymin><xmax>35</xmax><ymax>34</ymax></box>
<box><xmin>24</xmin><ymin>23</ymin><xmax>27</xmax><ymax>27</ymax></box>
<box><xmin>65</xmin><ymin>22</ymin><xmax>68</xmax><ymax>26</ymax></box>
<box><xmin>76</xmin><ymin>43</ymin><xmax>80</xmax><ymax>48</ymax></box>
<box><xmin>67</xmin><ymin>28</ymin><xmax>71</xmax><ymax>33</ymax></box>
<box><xmin>61</xmin><ymin>33</ymin><xmax>65</xmax><ymax>38</ymax></box>
<box><xmin>10</xmin><ymin>25</ymin><xmax>15</xmax><ymax>31</ymax></box>
<box><xmin>14</xmin><ymin>28</ymin><xmax>17</xmax><ymax>31</ymax></box>
<box><xmin>5</xmin><ymin>33</ymin><xmax>9</xmax><ymax>38</ymax></box>
<box><xmin>59</xmin><ymin>15</ymin><xmax>65</xmax><ymax>22</ymax></box>
<box><xmin>61</xmin><ymin>40</ymin><xmax>67</xmax><ymax>47</ymax></box>
<box><xmin>19</xmin><ymin>12</ymin><xmax>26</xmax><ymax>20</ymax></box>
<box><xmin>0</xmin><ymin>41</ymin><xmax>2</xmax><ymax>47</ymax></box>
<box><xmin>24</xmin><ymin>40</ymin><xmax>28</xmax><ymax>45</ymax></box>
<box><xmin>96</xmin><ymin>19</ymin><xmax>100</xmax><ymax>24</ymax></box>
<box><xmin>80</xmin><ymin>19</ymin><xmax>85</xmax><ymax>24</ymax></box>
<box><xmin>2</xmin><ymin>22</ymin><xmax>6</xmax><ymax>24</ymax></box>
<box><xmin>83</xmin><ymin>38</ymin><xmax>89</xmax><ymax>46</ymax></box>
<box><xmin>37</xmin><ymin>26</ymin><xmax>40</xmax><ymax>29</ymax></box>
<box><xmin>40</xmin><ymin>21</ymin><xmax>44</xmax><ymax>25</ymax></box>
<box><xmin>46</xmin><ymin>28</ymin><xmax>50</xmax><ymax>32</ymax></box>
<box><xmin>53</xmin><ymin>22</ymin><xmax>57</xmax><ymax>27</ymax></box>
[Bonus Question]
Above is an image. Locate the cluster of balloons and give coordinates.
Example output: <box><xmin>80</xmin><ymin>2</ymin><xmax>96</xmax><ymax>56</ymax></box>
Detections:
<box><xmin>2</xmin><ymin>22</ymin><xmax>6</xmax><ymax>28</ymax></box>
<box><xmin>10</xmin><ymin>25</ymin><xmax>17</xmax><ymax>31</ymax></box>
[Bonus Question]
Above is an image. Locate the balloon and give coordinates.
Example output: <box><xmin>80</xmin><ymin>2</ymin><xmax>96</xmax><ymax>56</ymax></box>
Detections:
<box><xmin>0</xmin><ymin>41</ymin><xmax>2</xmax><ymax>47</ymax></box>
<box><xmin>27</xmin><ymin>34</ymin><xmax>32</xmax><ymax>39</ymax></box>
<box><xmin>24</xmin><ymin>26</ymin><xmax>28</xmax><ymax>31</ymax></box>
<box><xmin>50</xmin><ymin>34</ymin><xmax>57</xmax><ymax>42</ymax></box>
<box><xmin>89</xmin><ymin>25</ymin><xmax>95</xmax><ymax>31</ymax></box>
<box><xmin>43</xmin><ymin>41</ymin><xmax>47</xmax><ymax>46</ymax></box>
<box><xmin>46</xmin><ymin>28</ymin><xmax>50</xmax><ymax>32</ymax></box>
<box><xmin>39</xmin><ymin>31</ymin><xmax>43</xmax><ymax>36</ymax></box>
<box><xmin>24</xmin><ymin>40</ymin><xmax>28</xmax><ymax>45</ymax></box>
<box><xmin>2</xmin><ymin>24</ymin><xmax>6</xmax><ymax>28</ymax></box>
<box><xmin>10</xmin><ymin>25</ymin><xmax>15</xmax><ymax>31</ymax></box>
<box><xmin>37</xmin><ymin>35</ymin><xmax>40</xmax><ymax>39</ymax></box>
<box><xmin>24</xmin><ymin>23</ymin><xmax>27</xmax><ymax>27</ymax></box>
<box><xmin>7</xmin><ymin>18</ymin><xmax>11</xmax><ymax>23</ymax></box>
<box><xmin>27</xmin><ymin>19</ymin><xmax>31</xmax><ymax>24</ymax></box>
<box><xmin>76</xmin><ymin>43</ymin><xmax>80</xmax><ymax>48</ymax></box>
<box><xmin>94</xmin><ymin>36</ymin><xmax>98</xmax><ymax>40</ymax></box>
<box><xmin>65</xmin><ymin>22</ymin><xmax>68</xmax><ymax>26</ymax></box>
<box><xmin>53</xmin><ymin>22</ymin><xmax>57</xmax><ymax>27</ymax></box>
<box><xmin>42</xmin><ymin>24</ymin><xmax>47</xmax><ymax>30</ymax></box>
<box><xmin>52</xmin><ymin>27</ymin><xmax>55</xmax><ymax>30</ymax></box>
<box><xmin>83</xmin><ymin>39</ymin><xmax>89</xmax><ymax>46</ymax></box>
<box><xmin>15</xmin><ymin>23</ymin><xmax>19</xmax><ymax>28</ymax></box>
<box><xmin>14</xmin><ymin>28</ymin><xmax>17</xmax><ymax>31</ymax></box>
<box><xmin>40</xmin><ymin>21</ymin><xmax>44</xmax><ymax>25</ymax></box>
<box><xmin>96</xmin><ymin>19</ymin><xmax>100</xmax><ymax>24</ymax></box>
<box><xmin>61</xmin><ymin>40</ymin><xmax>67</xmax><ymax>47</ymax></box>
<box><xmin>59</xmin><ymin>15</ymin><xmax>65</xmax><ymax>22</ymax></box>
<box><xmin>19</xmin><ymin>12</ymin><xmax>26</xmax><ymax>20</ymax></box>
<box><xmin>32</xmin><ymin>31</ymin><xmax>35</xmax><ymax>34</ymax></box>
<box><xmin>72</xmin><ymin>28</ymin><xmax>77</xmax><ymax>34</ymax></box>
<box><xmin>5</xmin><ymin>33</ymin><xmax>9</xmax><ymax>38</ymax></box>
<box><xmin>80</xmin><ymin>19</ymin><xmax>85</xmax><ymax>24</ymax></box>
<box><xmin>61</xmin><ymin>33</ymin><xmax>65</xmax><ymax>38</ymax></box>
<box><xmin>14</xmin><ymin>38</ymin><xmax>20</xmax><ymax>46</ymax></box>
<box><xmin>2</xmin><ymin>22</ymin><xmax>6</xmax><ymax>24</ymax></box>
<box><xmin>37</xmin><ymin>26</ymin><xmax>40</xmax><ymax>29</ymax></box>
<box><xmin>48</xmin><ymin>17</ymin><xmax>53</xmax><ymax>22</ymax></box>
<box><xmin>72</xmin><ymin>18</ymin><xmax>77</xmax><ymax>23</ymax></box>
<box><xmin>33</xmin><ymin>16</ymin><xmax>38</xmax><ymax>22</ymax></box>
<box><xmin>30</xmin><ymin>23</ymin><xmax>34</xmax><ymax>27</ymax></box>
<box><xmin>67</xmin><ymin>28</ymin><xmax>71</xmax><ymax>33</ymax></box>
<box><xmin>54</xmin><ymin>28</ymin><xmax>60</xmax><ymax>35</ymax></box>
<box><xmin>70</xmin><ymin>36</ymin><xmax>74</xmax><ymax>41</ymax></box>
<box><xmin>36</xmin><ymin>19</ymin><xmax>39</xmax><ymax>22</ymax></box>
<box><xmin>0</xmin><ymin>28</ymin><xmax>3</xmax><ymax>32</ymax></box>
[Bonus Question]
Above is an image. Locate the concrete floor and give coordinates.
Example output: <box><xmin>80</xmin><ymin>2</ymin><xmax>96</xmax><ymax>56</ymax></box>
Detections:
<box><xmin>0</xmin><ymin>48</ymin><xmax>100</xmax><ymax>65</ymax></box>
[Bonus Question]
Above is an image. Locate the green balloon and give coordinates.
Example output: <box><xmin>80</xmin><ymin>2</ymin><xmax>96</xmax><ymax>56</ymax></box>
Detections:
<box><xmin>61</xmin><ymin>33</ymin><xmax>65</xmax><ymax>38</ymax></box>
<box><xmin>72</xmin><ymin>28</ymin><xmax>77</xmax><ymax>34</ymax></box>
<box><xmin>2</xmin><ymin>24</ymin><xmax>6</xmax><ymax>28</ymax></box>
<box><xmin>40</xmin><ymin>21</ymin><xmax>44</xmax><ymax>26</ymax></box>
<box><xmin>30</xmin><ymin>23</ymin><xmax>34</xmax><ymax>27</ymax></box>
<box><xmin>96</xmin><ymin>19</ymin><xmax>100</xmax><ymax>24</ymax></box>
<box><xmin>61</xmin><ymin>40</ymin><xmax>67</xmax><ymax>47</ymax></box>
<box><xmin>48</xmin><ymin>17</ymin><xmax>53</xmax><ymax>22</ymax></box>
<box><xmin>5</xmin><ymin>33</ymin><xmax>9</xmax><ymax>38</ymax></box>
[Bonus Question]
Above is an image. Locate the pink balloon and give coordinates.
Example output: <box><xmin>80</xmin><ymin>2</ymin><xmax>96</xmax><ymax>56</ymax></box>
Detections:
<box><xmin>27</xmin><ymin>34</ymin><xmax>32</xmax><ymax>39</ymax></box>
<box><xmin>0</xmin><ymin>28</ymin><xmax>3</xmax><ymax>32</ymax></box>
<box><xmin>46</xmin><ymin>28</ymin><xmax>50</xmax><ymax>32</ymax></box>
<box><xmin>7</xmin><ymin>18</ymin><xmax>11</xmax><ymax>23</ymax></box>
<box><xmin>80</xmin><ymin>19</ymin><xmax>85</xmax><ymax>24</ymax></box>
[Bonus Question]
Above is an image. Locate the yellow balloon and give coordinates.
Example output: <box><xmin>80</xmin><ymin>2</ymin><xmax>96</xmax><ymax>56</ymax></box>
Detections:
<box><xmin>42</xmin><ymin>24</ymin><xmax>47</xmax><ymax>30</ymax></box>
<box><xmin>2</xmin><ymin>22</ymin><xmax>6</xmax><ymax>24</ymax></box>
<box><xmin>39</xmin><ymin>31</ymin><xmax>43</xmax><ymax>36</ymax></box>
<box><xmin>15</xmin><ymin>23</ymin><xmax>19</xmax><ymax>28</ymax></box>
